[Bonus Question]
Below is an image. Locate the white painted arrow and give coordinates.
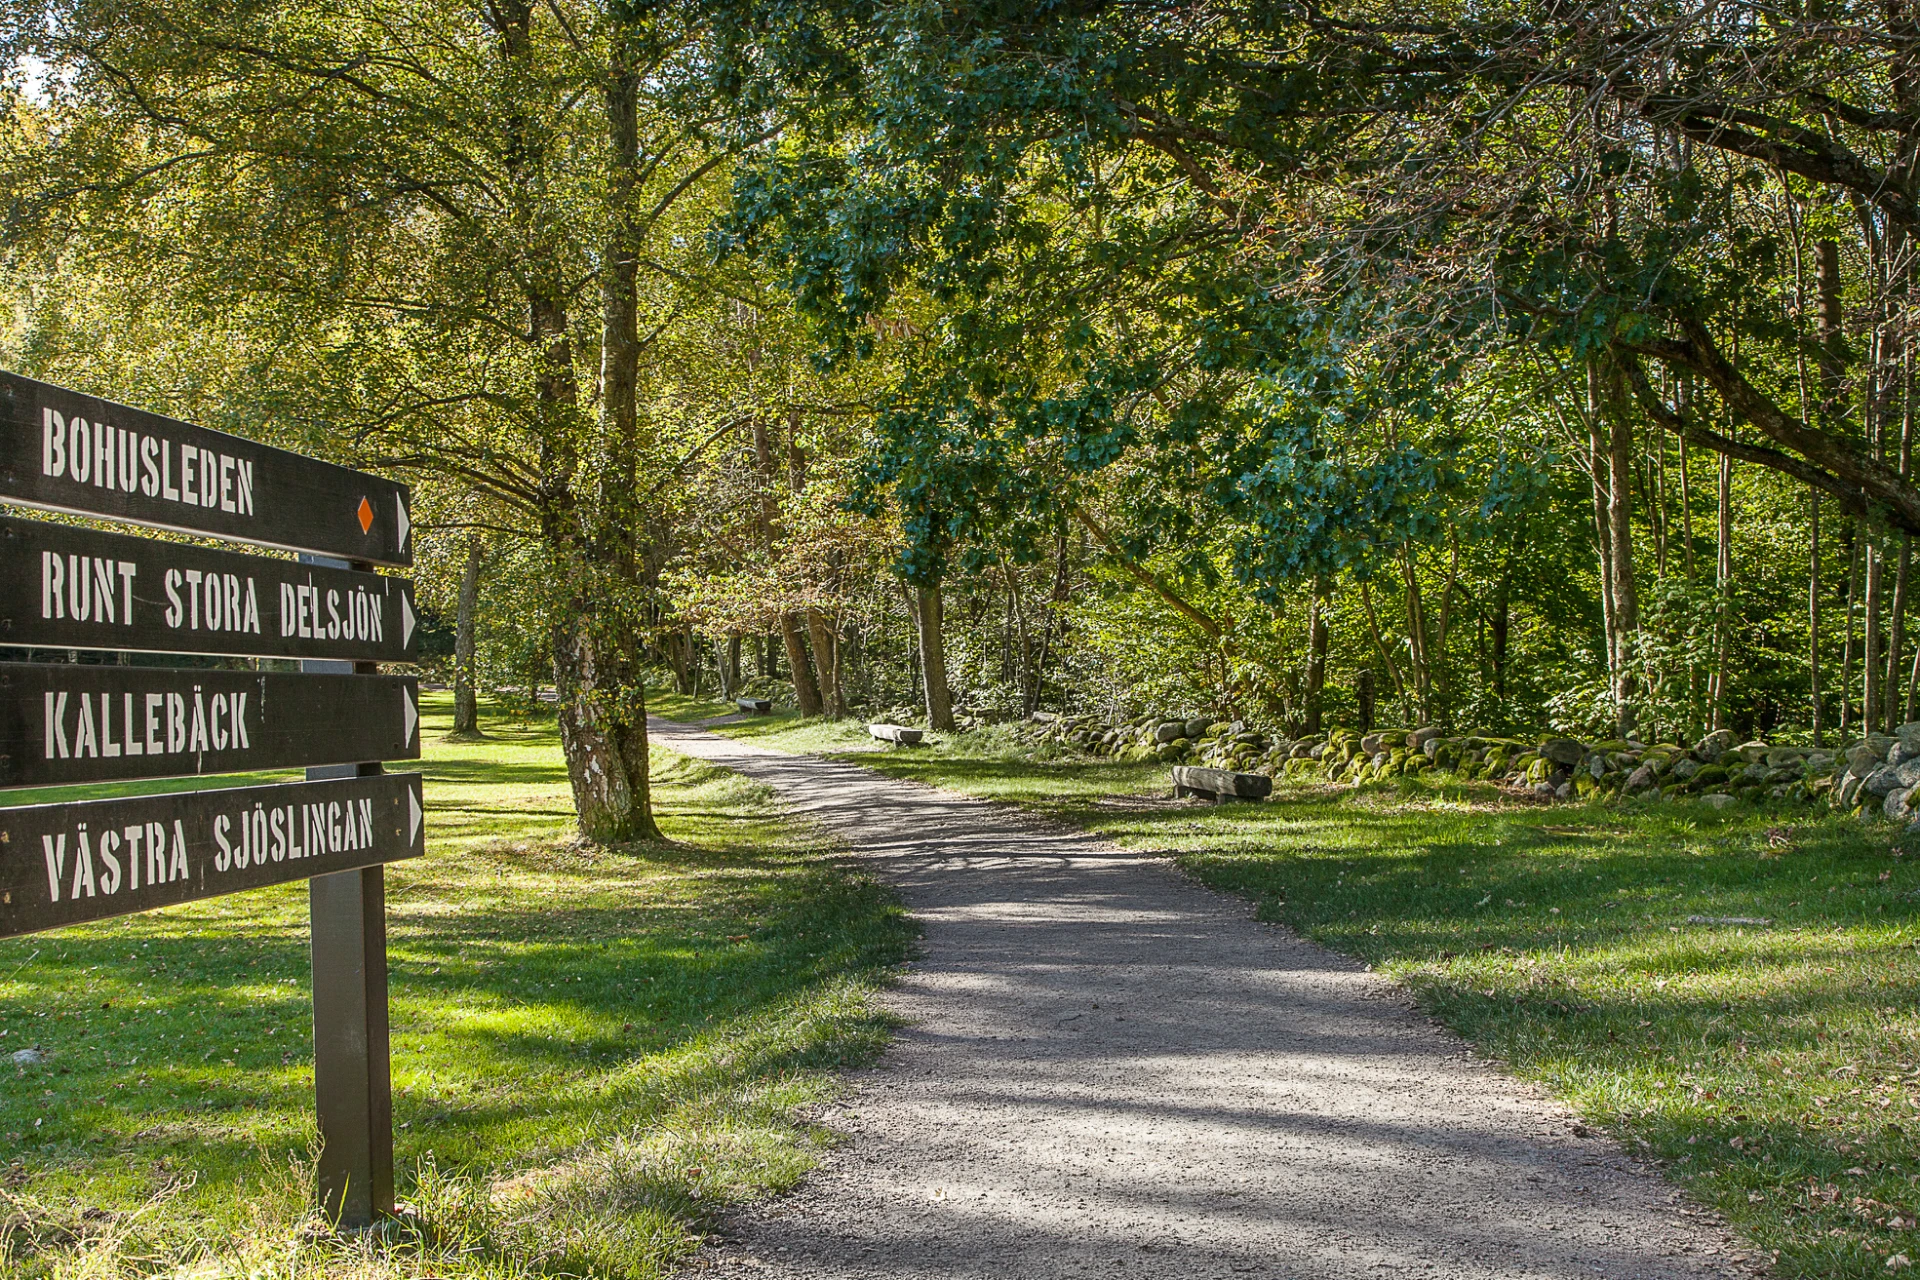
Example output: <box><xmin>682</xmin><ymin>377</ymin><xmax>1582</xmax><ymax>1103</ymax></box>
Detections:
<box><xmin>401</xmin><ymin>592</ymin><xmax>416</xmax><ymax>648</ymax></box>
<box><xmin>402</xmin><ymin>686</ymin><xmax>417</xmax><ymax>746</ymax></box>
<box><xmin>395</xmin><ymin>492</ymin><xmax>411</xmax><ymax>552</ymax></box>
<box><xmin>408</xmin><ymin>784</ymin><xmax>422</xmax><ymax>845</ymax></box>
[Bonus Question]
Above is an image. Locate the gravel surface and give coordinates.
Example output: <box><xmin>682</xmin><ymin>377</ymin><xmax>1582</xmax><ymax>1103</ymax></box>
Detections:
<box><xmin>651</xmin><ymin>720</ymin><xmax>1754</xmax><ymax>1280</ymax></box>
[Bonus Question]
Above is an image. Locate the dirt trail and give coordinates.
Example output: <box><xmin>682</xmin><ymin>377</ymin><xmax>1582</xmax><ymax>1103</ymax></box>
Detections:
<box><xmin>651</xmin><ymin>719</ymin><xmax>1750</xmax><ymax>1280</ymax></box>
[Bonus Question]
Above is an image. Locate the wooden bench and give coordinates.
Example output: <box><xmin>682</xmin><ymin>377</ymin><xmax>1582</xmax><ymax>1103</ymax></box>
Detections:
<box><xmin>1173</xmin><ymin>765</ymin><xmax>1272</xmax><ymax>802</ymax></box>
<box><xmin>868</xmin><ymin>723</ymin><xmax>925</xmax><ymax>746</ymax></box>
<box><xmin>736</xmin><ymin>697</ymin><xmax>773</xmax><ymax>715</ymax></box>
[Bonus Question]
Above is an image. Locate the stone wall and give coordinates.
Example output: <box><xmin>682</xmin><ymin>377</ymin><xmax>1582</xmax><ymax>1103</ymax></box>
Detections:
<box><xmin>1026</xmin><ymin>713</ymin><xmax>1908</xmax><ymax>813</ymax></box>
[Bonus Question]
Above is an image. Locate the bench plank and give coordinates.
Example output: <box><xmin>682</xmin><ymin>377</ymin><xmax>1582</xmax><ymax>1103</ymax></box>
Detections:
<box><xmin>736</xmin><ymin>697</ymin><xmax>773</xmax><ymax>714</ymax></box>
<box><xmin>869</xmin><ymin>723</ymin><xmax>925</xmax><ymax>745</ymax></box>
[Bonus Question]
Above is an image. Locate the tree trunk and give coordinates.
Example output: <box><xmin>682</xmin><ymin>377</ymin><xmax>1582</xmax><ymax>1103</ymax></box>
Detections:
<box><xmin>536</xmin><ymin>16</ymin><xmax>658</xmax><ymax>845</ymax></box>
<box><xmin>1867</xmin><ymin>542</ymin><xmax>1886</xmax><ymax>730</ymax></box>
<box><xmin>1843</xmin><ymin>525</ymin><xmax>1861</xmax><ymax>738</ymax></box>
<box><xmin>1304</xmin><ymin>579</ymin><xmax>1329</xmax><ymax>734</ymax></box>
<box><xmin>1491</xmin><ymin>556</ymin><xmax>1512</xmax><ymax>702</ymax></box>
<box><xmin>1589</xmin><ymin>399</ymin><xmax>1619</xmax><ymax>696</ymax></box>
<box><xmin>1811</xmin><ymin>490</ymin><xmax>1824</xmax><ymax>745</ymax></box>
<box><xmin>727</xmin><ymin>634</ymin><xmax>742</xmax><ymax>692</ymax></box>
<box><xmin>807</xmin><ymin>608</ymin><xmax>845</xmax><ymax>717</ymax></box>
<box><xmin>916</xmin><ymin>584</ymin><xmax>955</xmax><ymax>731</ymax></box>
<box><xmin>781</xmin><ymin>612</ymin><xmax>824</xmax><ymax>716</ymax></box>
<box><xmin>1710</xmin><ymin>453</ymin><xmax>1733</xmax><ymax>731</ymax></box>
<box><xmin>550</xmin><ymin>616</ymin><xmax>656</xmax><ymax>843</ymax></box>
<box><xmin>1607</xmin><ymin>396</ymin><xmax>1641</xmax><ymax>738</ymax></box>
<box><xmin>1888</xmin><ymin>539</ymin><xmax>1910</xmax><ymax>732</ymax></box>
<box><xmin>448</xmin><ymin>535</ymin><xmax>485</xmax><ymax>739</ymax></box>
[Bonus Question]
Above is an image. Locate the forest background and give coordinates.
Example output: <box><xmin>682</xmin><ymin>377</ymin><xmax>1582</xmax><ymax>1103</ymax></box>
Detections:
<box><xmin>4</xmin><ymin>0</ymin><xmax>1918</xmax><ymax>841</ymax></box>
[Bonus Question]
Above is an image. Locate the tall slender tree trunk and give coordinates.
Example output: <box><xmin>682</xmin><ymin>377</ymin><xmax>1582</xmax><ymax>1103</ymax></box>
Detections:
<box><xmin>1811</xmin><ymin>491</ymin><xmax>1824</xmax><ymax>745</ymax></box>
<box><xmin>781</xmin><ymin>613</ymin><xmax>824</xmax><ymax>716</ymax></box>
<box><xmin>1607</xmin><ymin>395</ymin><xmax>1641</xmax><ymax>738</ymax></box>
<box><xmin>1710</xmin><ymin>454</ymin><xmax>1733</xmax><ymax>732</ymax></box>
<box><xmin>727</xmin><ymin>634</ymin><xmax>742</xmax><ymax>693</ymax></box>
<box><xmin>916</xmin><ymin>584</ymin><xmax>955</xmax><ymax>731</ymax></box>
<box><xmin>1843</xmin><ymin>527</ymin><xmax>1861</xmax><ymax>739</ymax></box>
<box><xmin>1304</xmin><ymin>578</ymin><xmax>1330</xmax><ymax>734</ymax></box>
<box><xmin>807</xmin><ymin>609</ymin><xmax>845</xmax><ymax>717</ymax></box>
<box><xmin>1491</xmin><ymin>560</ymin><xmax>1511</xmax><ymax>703</ymax></box>
<box><xmin>1589</xmin><ymin>399</ymin><xmax>1619</xmax><ymax>697</ymax></box>
<box><xmin>449</xmin><ymin>535</ymin><xmax>485</xmax><ymax>739</ymax></box>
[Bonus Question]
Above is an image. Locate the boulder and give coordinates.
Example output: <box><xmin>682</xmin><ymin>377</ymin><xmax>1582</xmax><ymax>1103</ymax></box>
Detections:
<box><xmin>1889</xmin><ymin>788</ymin><xmax>1916</xmax><ymax>821</ymax></box>
<box><xmin>1847</xmin><ymin>742</ymin><xmax>1886</xmax><ymax>773</ymax></box>
<box><xmin>1694</xmin><ymin>729</ymin><xmax>1733</xmax><ymax>762</ymax></box>
<box><xmin>1865</xmin><ymin>765</ymin><xmax>1906</xmax><ymax>799</ymax></box>
<box><xmin>1625</xmin><ymin>763</ymin><xmax>1658</xmax><ymax>792</ymax></box>
<box><xmin>1700</xmin><ymin>793</ymin><xmax>1736</xmax><ymax>810</ymax></box>
<box><xmin>1900</xmin><ymin>722</ymin><xmax>1920</xmax><ymax>756</ymax></box>
<box><xmin>1899</xmin><ymin>757</ymin><xmax>1920</xmax><ymax>790</ymax></box>
<box><xmin>1155</xmin><ymin>722</ymin><xmax>1186</xmax><ymax>744</ymax></box>
<box><xmin>1539</xmin><ymin>738</ymin><xmax>1586</xmax><ymax>766</ymax></box>
<box><xmin>1185</xmin><ymin>716</ymin><xmax>1212</xmax><ymax>739</ymax></box>
<box><xmin>1409</xmin><ymin>725</ymin><xmax>1444</xmax><ymax>749</ymax></box>
<box><xmin>1586</xmin><ymin>752</ymin><xmax>1609</xmax><ymax>780</ymax></box>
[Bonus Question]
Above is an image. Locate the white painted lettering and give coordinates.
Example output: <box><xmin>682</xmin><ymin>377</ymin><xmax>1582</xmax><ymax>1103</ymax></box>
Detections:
<box><xmin>44</xmin><ymin>692</ymin><xmax>66</xmax><ymax>760</ymax></box>
<box><xmin>70</xmin><ymin>825</ymin><xmax>97</xmax><ymax>898</ymax></box>
<box><xmin>123</xmin><ymin>826</ymin><xmax>143</xmax><ymax>890</ymax></box>
<box><xmin>41</xmin><ymin>834</ymin><xmax>66</xmax><ymax>903</ymax></box>
<box><xmin>164</xmin><ymin>569</ymin><xmax>183</xmax><ymax>627</ymax></box>
<box><xmin>99</xmin><ymin>829</ymin><xmax>122</xmax><ymax>894</ymax></box>
<box><xmin>73</xmin><ymin>694</ymin><xmax>97</xmax><ymax>759</ymax></box>
<box><xmin>42</xmin><ymin>551</ymin><xmax>63</xmax><ymax>620</ymax></box>
<box><xmin>100</xmin><ymin>694</ymin><xmax>119</xmax><ymax>758</ymax></box>
<box><xmin>166</xmin><ymin>692</ymin><xmax>186</xmax><ymax>753</ymax></box>
<box><xmin>42</xmin><ymin>408</ymin><xmax>66</xmax><ymax>477</ymax></box>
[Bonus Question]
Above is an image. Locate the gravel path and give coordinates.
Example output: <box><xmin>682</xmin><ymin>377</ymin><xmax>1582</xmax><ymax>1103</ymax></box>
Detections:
<box><xmin>651</xmin><ymin>720</ymin><xmax>1754</xmax><ymax>1280</ymax></box>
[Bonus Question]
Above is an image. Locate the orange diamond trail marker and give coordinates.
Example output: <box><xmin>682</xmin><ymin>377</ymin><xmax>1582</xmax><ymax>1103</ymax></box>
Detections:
<box><xmin>357</xmin><ymin>497</ymin><xmax>375</xmax><ymax>534</ymax></box>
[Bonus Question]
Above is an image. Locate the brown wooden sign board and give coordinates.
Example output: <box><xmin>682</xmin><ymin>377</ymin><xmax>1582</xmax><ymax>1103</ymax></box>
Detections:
<box><xmin>0</xmin><ymin>664</ymin><xmax>418</xmax><ymax>789</ymax></box>
<box><xmin>0</xmin><ymin>371</ymin><xmax>412</xmax><ymax>566</ymax></box>
<box><xmin>0</xmin><ymin>771</ymin><xmax>422</xmax><ymax>939</ymax></box>
<box><xmin>0</xmin><ymin>515</ymin><xmax>418</xmax><ymax>662</ymax></box>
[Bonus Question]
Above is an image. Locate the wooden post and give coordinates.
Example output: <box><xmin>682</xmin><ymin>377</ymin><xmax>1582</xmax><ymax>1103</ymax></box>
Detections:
<box><xmin>304</xmin><ymin>554</ymin><xmax>394</xmax><ymax>1229</ymax></box>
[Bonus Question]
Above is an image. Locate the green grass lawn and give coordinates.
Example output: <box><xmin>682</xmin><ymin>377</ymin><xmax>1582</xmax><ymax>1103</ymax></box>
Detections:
<box><xmin>0</xmin><ymin>692</ymin><xmax>913</xmax><ymax>1280</ymax></box>
<box><xmin>702</xmin><ymin>706</ymin><xmax>1920</xmax><ymax>1279</ymax></box>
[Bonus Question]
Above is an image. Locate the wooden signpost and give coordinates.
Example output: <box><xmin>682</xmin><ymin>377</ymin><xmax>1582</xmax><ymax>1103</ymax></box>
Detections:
<box><xmin>0</xmin><ymin>515</ymin><xmax>420</xmax><ymax>662</ymax></box>
<box><xmin>0</xmin><ymin>373</ymin><xmax>418</xmax><ymax>1230</ymax></box>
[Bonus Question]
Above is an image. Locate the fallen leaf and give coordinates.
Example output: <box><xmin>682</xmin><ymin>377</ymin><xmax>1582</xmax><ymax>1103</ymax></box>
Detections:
<box><xmin>1888</xmin><ymin>1255</ymin><xmax>1911</xmax><ymax>1271</ymax></box>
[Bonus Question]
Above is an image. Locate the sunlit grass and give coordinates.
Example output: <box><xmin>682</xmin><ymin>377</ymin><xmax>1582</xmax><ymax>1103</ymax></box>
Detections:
<box><xmin>0</xmin><ymin>692</ymin><xmax>914</xmax><ymax>1280</ymax></box>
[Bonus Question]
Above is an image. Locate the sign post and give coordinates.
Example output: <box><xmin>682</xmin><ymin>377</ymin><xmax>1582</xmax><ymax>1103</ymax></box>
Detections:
<box><xmin>0</xmin><ymin>374</ymin><xmax>418</xmax><ymax>1230</ymax></box>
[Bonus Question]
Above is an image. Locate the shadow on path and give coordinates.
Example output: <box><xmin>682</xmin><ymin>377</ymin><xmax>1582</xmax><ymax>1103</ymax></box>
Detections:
<box><xmin>649</xmin><ymin>720</ymin><xmax>1751</xmax><ymax>1280</ymax></box>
